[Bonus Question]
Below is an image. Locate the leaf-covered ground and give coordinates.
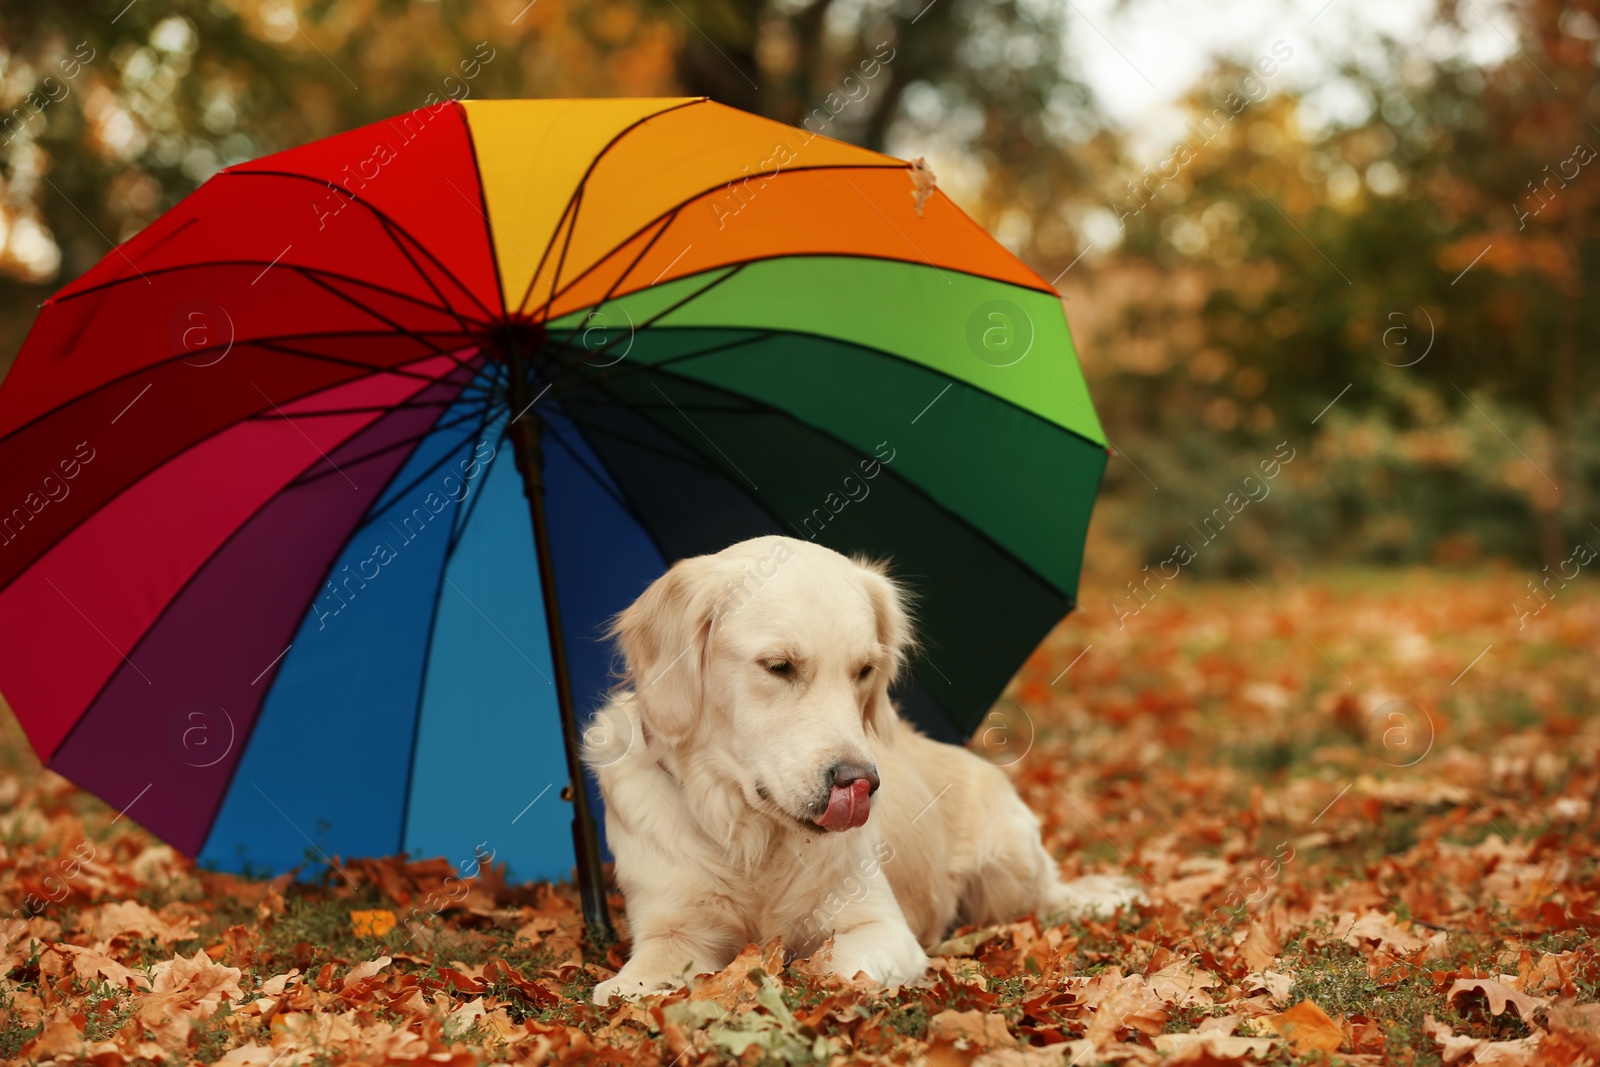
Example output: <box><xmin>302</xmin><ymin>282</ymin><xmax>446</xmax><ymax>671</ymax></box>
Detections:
<box><xmin>1</xmin><ymin>569</ymin><xmax>1597</xmax><ymax>1065</ymax></box>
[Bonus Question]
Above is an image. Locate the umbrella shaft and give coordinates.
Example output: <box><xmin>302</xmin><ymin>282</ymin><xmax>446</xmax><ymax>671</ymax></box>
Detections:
<box><xmin>505</xmin><ymin>345</ymin><xmax>614</xmax><ymax>938</ymax></box>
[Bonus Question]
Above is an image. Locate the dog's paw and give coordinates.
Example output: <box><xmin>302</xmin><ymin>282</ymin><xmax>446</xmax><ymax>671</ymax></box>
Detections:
<box><xmin>593</xmin><ymin>971</ymin><xmax>686</xmax><ymax>1006</ymax></box>
<box><xmin>1048</xmin><ymin>873</ymin><xmax>1147</xmax><ymax>920</ymax></box>
<box><xmin>827</xmin><ymin>922</ymin><xmax>929</xmax><ymax>988</ymax></box>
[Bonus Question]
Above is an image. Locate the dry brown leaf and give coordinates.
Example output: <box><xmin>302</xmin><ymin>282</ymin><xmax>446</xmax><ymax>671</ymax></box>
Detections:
<box><xmin>1084</xmin><ymin>972</ymin><xmax>1168</xmax><ymax>1049</ymax></box>
<box><xmin>339</xmin><ymin>954</ymin><xmax>391</xmax><ymax>994</ymax></box>
<box><xmin>686</xmin><ymin>941</ymin><xmax>779</xmax><ymax>1008</ymax></box>
<box><xmin>447</xmin><ymin>995</ymin><xmax>487</xmax><ymax>1027</ymax></box>
<box><xmin>1241</xmin><ymin>917</ymin><xmax>1281</xmax><ymax>971</ymax></box>
<box><xmin>1342</xmin><ymin>911</ymin><xmax>1426</xmax><ymax>956</ymax></box>
<box><xmin>1447</xmin><ymin>976</ymin><xmax>1550</xmax><ymax>1022</ymax></box>
<box><xmin>1146</xmin><ymin>958</ymin><xmax>1221</xmax><ymax>1007</ymax></box>
<box><xmin>1425</xmin><ymin>1014</ymin><xmax>1544</xmax><ymax>1067</ymax></box>
<box><xmin>513</xmin><ymin>913</ymin><xmax>559</xmax><ymax>945</ymax></box>
<box><xmin>137</xmin><ymin>948</ymin><xmax>244</xmax><ymax>1044</ymax></box>
<box><xmin>928</xmin><ymin>1009</ymin><xmax>1018</xmax><ymax>1049</ymax></box>
<box><xmin>976</xmin><ymin>1045</ymin><xmax>1081</xmax><ymax>1067</ymax></box>
<box><xmin>74</xmin><ymin>900</ymin><xmax>194</xmax><ymax>945</ymax></box>
<box><xmin>1242</xmin><ymin>970</ymin><xmax>1294</xmax><ymax>1006</ymax></box>
<box><xmin>1198</xmin><ymin>1015</ymin><xmax>1241</xmax><ymax>1035</ymax></box>
<box><xmin>1517</xmin><ymin>951</ymin><xmax>1578</xmax><ymax>996</ymax></box>
<box><xmin>48</xmin><ymin>941</ymin><xmax>147</xmax><ymax>991</ymax></box>
<box><xmin>909</xmin><ymin>157</ymin><xmax>937</xmax><ymax>216</ymax></box>
<box><xmin>1154</xmin><ymin>1031</ymin><xmax>1278</xmax><ymax>1063</ymax></box>
<box><xmin>1264</xmin><ymin>999</ymin><xmax>1343</xmax><ymax>1054</ymax></box>
<box><xmin>1546</xmin><ymin>1000</ymin><xmax>1600</xmax><ymax>1053</ymax></box>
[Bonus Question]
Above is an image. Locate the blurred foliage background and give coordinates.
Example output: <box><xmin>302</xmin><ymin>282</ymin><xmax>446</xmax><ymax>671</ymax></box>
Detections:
<box><xmin>0</xmin><ymin>0</ymin><xmax>1594</xmax><ymax>579</ymax></box>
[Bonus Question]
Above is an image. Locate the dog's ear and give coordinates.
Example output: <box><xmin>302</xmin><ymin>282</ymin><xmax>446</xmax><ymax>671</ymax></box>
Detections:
<box><xmin>608</xmin><ymin>557</ymin><xmax>720</xmax><ymax>747</ymax></box>
<box><xmin>853</xmin><ymin>557</ymin><xmax>916</xmax><ymax>743</ymax></box>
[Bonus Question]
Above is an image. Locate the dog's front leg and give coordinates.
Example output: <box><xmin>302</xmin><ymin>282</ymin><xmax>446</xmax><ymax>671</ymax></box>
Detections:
<box><xmin>818</xmin><ymin>867</ymin><xmax>929</xmax><ymax>989</ymax></box>
<box><xmin>593</xmin><ymin>901</ymin><xmax>747</xmax><ymax>1006</ymax></box>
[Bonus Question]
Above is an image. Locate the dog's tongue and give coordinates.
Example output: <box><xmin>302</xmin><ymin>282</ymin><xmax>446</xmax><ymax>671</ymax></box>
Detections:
<box><xmin>814</xmin><ymin>778</ymin><xmax>873</xmax><ymax>832</ymax></box>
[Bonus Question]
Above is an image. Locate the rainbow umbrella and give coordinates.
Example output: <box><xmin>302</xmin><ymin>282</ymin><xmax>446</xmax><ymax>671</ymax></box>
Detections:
<box><xmin>0</xmin><ymin>98</ymin><xmax>1106</xmax><ymax>929</ymax></box>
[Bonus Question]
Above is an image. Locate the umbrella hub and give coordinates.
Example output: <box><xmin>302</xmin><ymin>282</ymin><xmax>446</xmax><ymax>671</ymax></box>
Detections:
<box><xmin>486</xmin><ymin>319</ymin><xmax>557</xmax><ymax>420</ymax></box>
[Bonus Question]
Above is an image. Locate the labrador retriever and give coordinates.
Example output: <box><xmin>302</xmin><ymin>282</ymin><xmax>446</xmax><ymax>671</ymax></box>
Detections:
<box><xmin>586</xmin><ymin>537</ymin><xmax>1140</xmax><ymax>1005</ymax></box>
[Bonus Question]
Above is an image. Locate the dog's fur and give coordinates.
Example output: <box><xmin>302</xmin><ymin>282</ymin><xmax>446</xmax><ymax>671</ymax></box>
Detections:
<box><xmin>586</xmin><ymin>537</ymin><xmax>1139</xmax><ymax>1004</ymax></box>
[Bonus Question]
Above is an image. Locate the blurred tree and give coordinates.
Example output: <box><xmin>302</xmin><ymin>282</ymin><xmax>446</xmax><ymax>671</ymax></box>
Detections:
<box><xmin>1074</xmin><ymin>0</ymin><xmax>1598</xmax><ymax>571</ymax></box>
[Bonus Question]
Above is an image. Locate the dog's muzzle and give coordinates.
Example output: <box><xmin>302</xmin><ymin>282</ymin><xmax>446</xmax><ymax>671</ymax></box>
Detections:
<box><xmin>812</xmin><ymin>762</ymin><xmax>879</xmax><ymax>832</ymax></box>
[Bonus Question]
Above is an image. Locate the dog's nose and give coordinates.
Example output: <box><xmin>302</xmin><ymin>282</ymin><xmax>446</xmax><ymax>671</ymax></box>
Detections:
<box><xmin>830</xmin><ymin>761</ymin><xmax>880</xmax><ymax>794</ymax></box>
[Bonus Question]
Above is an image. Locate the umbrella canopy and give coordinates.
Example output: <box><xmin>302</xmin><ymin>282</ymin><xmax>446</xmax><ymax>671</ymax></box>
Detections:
<box><xmin>0</xmin><ymin>98</ymin><xmax>1106</xmax><ymax>913</ymax></box>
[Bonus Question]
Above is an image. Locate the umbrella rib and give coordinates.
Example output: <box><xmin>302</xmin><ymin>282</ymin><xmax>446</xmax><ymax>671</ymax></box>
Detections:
<box><xmin>453</xmin><ymin>104</ymin><xmax>510</xmax><ymax>321</ymax></box>
<box><xmin>0</xmin><ymin>371</ymin><xmax>491</xmax><ymax>603</ymax></box>
<box><xmin>288</xmin><ymin>403</ymin><xmax>495</xmax><ymax>492</ymax></box>
<box><xmin>49</xmin><ymin>258</ymin><xmax>494</xmax><ymax>328</ymax></box>
<box><xmin>533</xmin><ymin>162</ymin><xmax>916</xmax><ymax>316</ymax></box>
<box><xmin>370</xmin><ymin>212</ymin><xmax>489</xmax><ymax>347</ymax></box>
<box><xmin>0</xmin><ymin>326</ymin><xmax>496</xmax><ymax>452</ymax></box>
<box><xmin>396</xmin><ymin>406</ymin><xmax>505</xmax><ymax>853</ymax></box>
<box><xmin>192</xmin><ymin>388</ymin><xmax>472</xmax><ymax>857</ymax></box>
<box><xmin>533</xmin><ymin>183</ymin><xmax>586</xmax><ymax>327</ymax></box>
<box><xmin>561</xmin><ymin>314</ymin><xmax>1111</xmax><ymax>455</ymax></box>
<box><xmin>249</xmin><ymin>338</ymin><xmax>496</xmax><ymax>398</ymax></box>
<box><xmin>340</xmin><ymin>412</ymin><xmax>499</xmax><ymax>536</ymax></box>
<box><xmin>587</xmin><ymin>362</ymin><xmax>1082</xmax><ymax>598</ymax></box>
<box><xmin>219</xmin><ymin>168</ymin><xmax>502</xmax><ymax>323</ymax></box>
<box><xmin>561</xmin><ymin>395</ymin><xmax>766</xmax><ymax>415</ymax></box>
<box><xmin>573</xmin><ymin>329</ymin><xmax>781</xmax><ymax>390</ymax></box>
<box><xmin>539</xmin><ymin>407</ymin><xmax>727</xmax><ymax>478</ymax></box>
<box><xmin>44</xmin><ymin>376</ymin><xmax>464</xmax><ymax>785</ymax></box>
<box><xmin>444</xmin><ymin>403</ymin><xmax>506</xmax><ymax>554</ymax></box>
<box><xmin>527</xmin><ymin>416</ymin><xmax>682</xmax><ymax>585</ymax></box>
<box><xmin>535</xmin><ymin>263</ymin><xmax>747</xmax><ymax>390</ymax></box>
<box><xmin>544</xmin><ymin>400</ymin><xmax>784</xmax><ymax>583</ymax></box>
<box><xmin>529</xmin><ymin>407</ymin><xmax>658</xmax><ymax>529</ymax></box>
<box><xmin>291</xmin><ymin>268</ymin><xmax>481</xmax><ymax>373</ymax></box>
<box><xmin>532</xmin><ymin>207</ymin><xmax>682</xmax><ymax>375</ymax></box>
<box><xmin>515</xmin><ymin>97</ymin><xmax>709</xmax><ymax>319</ymax></box>
<box><xmin>248</xmin><ymin>397</ymin><xmax>475</xmax><ymax>419</ymax></box>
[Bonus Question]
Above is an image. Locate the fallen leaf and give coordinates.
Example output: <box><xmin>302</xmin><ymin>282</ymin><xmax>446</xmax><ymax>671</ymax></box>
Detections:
<box><xmin>932</xmin><ymin>926</ymin><xmax>1001</xmax><ymax>957</ymax></box>
<box><xmin>1155</xmin><ymin>1031</ymin><xmax>1278</xmax><ymax>1063</ymax></box>
<box><xmin>1447</xmin><ymin>976</ymin><xmax>1549</xmax><ymax>1021</ymax></box>
<box><xmin>74</xmin><ymin>900</ymin><xmax>194</xmax><ymax>945</ymax></box>
<box><xmin>1242</xmin><ymin>970</ymin><xmax>1294</xmax><ymax>1006</ymax></box>
<box><xmin>350</xmin><ymin>908</ymin><xmax>395</xmax><ymax>937</ymax></box>
<box><xmin>1342</xmin><ymin>911</ymin><xmax>1426</xmax><ymax>956</ymax></box>
<box><xmin>928</xmin><ymin>1009</ymin><xmax>1018</xmax><ymax>1049</ymax></box>
<box><xmin>688</xmin><ymin>941</ymin><xmax>783</xmax><ymax>1009</ymax></box>
<box><xmin>1425</xmin><ymin>1015</ymin><xmax>1543</xmax><ymax>1066</ymax></box>
<box><xmin>1147</xmin><ymin>958</ymin><xmax>1221</xmax><ymax>1007</ymax></box>
<box><xmin>909</xmin><ymin>157</ymin><xmax>937</xmax><ymax>216</ymax></box>
<box><xmin>1545</xmin><ymin>999</ymin><xmax>1600</xmax><ymax>1053</ymax></box>
<box><xmin>1265</xmin><ymin>999</ymin><xmax>1343</xmax><ymax>1054</ymax></box>
<box><xmin>1241</xmin><ymin>917</ymin><xmax>1281</xmax><ymax>972</ymax></box>
<box><xmin>1084</xmin><ymin>971</ymin><xmax>1167</xmax><ymax>1049</ymax></box>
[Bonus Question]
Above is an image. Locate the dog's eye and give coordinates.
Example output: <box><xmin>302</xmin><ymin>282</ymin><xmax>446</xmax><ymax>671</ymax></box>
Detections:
<box><xmin>856</xmin><ymin>664</ymin><xmax>874</xmax><ymax>681</ymax></box>
<box><xmin>765</xmin><ymin>661</ymin><xmax>793</xmax><ymax>676</ymax></box>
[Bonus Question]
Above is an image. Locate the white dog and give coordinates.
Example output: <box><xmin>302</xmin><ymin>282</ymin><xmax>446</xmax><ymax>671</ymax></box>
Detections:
<box><xmin>586</xmin><ymin>537</ymin><xmax>1140</xmax><ymax>1005</ymax></box>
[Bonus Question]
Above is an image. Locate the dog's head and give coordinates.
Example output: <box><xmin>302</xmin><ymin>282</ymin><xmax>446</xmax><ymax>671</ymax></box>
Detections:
<box><xmin>608</xmin><ymin>537</ymin><xmax>913</xmax><ymax>833</ymax></box>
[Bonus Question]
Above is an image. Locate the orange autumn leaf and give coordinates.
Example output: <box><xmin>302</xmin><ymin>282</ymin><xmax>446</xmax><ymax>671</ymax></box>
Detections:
<box><xmin>1266</xmin><ymin>999</ymin><xmax>1343</xmax><ymax>1054</ymax></box>
<box><xmin>350</xmin><ymin>908</ymin><xmax>396</xmax><ymax>937</ymax></box>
